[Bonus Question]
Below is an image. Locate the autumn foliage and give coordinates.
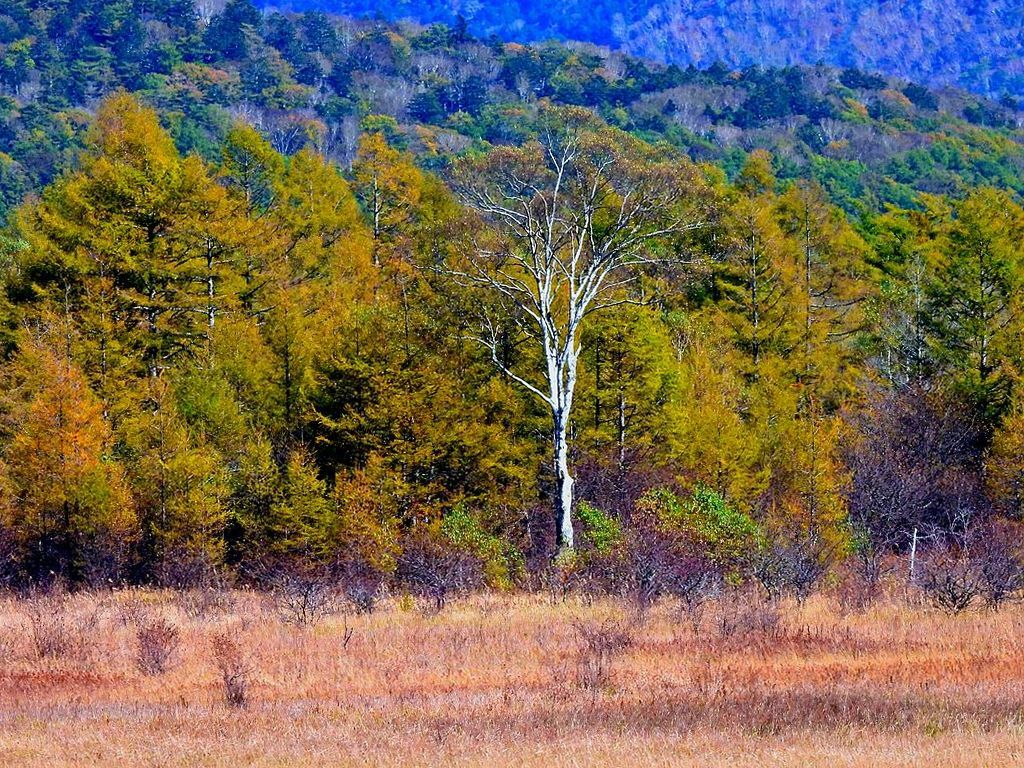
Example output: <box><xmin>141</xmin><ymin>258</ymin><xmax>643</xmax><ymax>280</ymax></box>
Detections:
<box><xmin>0</xmin><ymin>93</ymin><xmax>1021</xmax><ymax>606</ymax></box>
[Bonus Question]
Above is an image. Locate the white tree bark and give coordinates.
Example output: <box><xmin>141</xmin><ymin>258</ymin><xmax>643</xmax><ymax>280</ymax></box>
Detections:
<box><xmin>448</xmin><ymin>109</ymin><xmax>700</xmax><ymax>553</ymax></box>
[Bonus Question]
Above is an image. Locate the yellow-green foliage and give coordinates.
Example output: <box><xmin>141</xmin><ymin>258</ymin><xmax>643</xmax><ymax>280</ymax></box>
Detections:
<box><xmin>441</xmin><ymin>505</ymin><xmax>523</xmax><ymax>589</ymax></box>
<box><xmin>576</xmin><ymin>501</ymin><xmax>622</xmax><ymax>555</ymax></box>
<box><xmin>640</xmin><ymin>487</ymin><xmax>762</xmax><ymax>568</ymax></box>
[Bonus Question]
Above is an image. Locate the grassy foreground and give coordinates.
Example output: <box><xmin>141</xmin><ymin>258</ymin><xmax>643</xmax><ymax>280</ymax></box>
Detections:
<box><xmin>0</xmin><ymin>588</ymin><xmax>1022</xmax><ymax>766</ymax></box>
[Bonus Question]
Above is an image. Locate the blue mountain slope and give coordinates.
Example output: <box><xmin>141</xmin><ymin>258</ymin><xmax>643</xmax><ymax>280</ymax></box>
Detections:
<box><xmin>259</xmin><ymin>0</ymin><xmax>1024</xmax><ymax>98</ymax></box>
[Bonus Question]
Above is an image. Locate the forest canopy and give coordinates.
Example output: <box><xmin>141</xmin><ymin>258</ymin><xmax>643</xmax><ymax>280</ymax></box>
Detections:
<box><xmin>0</xmin><ymin>1</ymin><xmax>1023</xmax><ymax>599</ymax></box>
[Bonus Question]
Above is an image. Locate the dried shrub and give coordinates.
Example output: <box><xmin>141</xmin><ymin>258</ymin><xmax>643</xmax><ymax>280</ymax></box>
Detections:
<box><xmin>136</xmin><ymin>616</ymin><xmax>180</xmax><ymax>675</ymax></box>
<box><xmin>332</xmin><ymin>550</ymin><xmax>388</xmax><ymax>614</ymax></box>
<box><xmin>271</xmin><ymin>570</ymin><xmax>338</xmax><ymax>627</ymax></box>
<box><xmin>572</xmin><ymin>618</ymin><xmax>633</xmax><ymax>691</ymax></box>
<box><xmin>670</xmin><ymin>556</ymin><xmax>720</xmax><ymax>632</ymax></box>
<box><xmin>342</xmin><ymin>572</ymin><xmax>384</xmax><ymax>614</ymax></box>
<box><xmin>835</xmin><ymin>560</ymin><xmax>881</xmax><ymax>613</ymax></box>
<box><xmin>576</xmin><ymin>498</ymin><xmax>722</xmax><ymax>618</ymax></box>
<box><xmin>973</xmin><ymin>523</ymin><xmax>1024</xmax><ymax>609</ymax></box>
<box><xmin>212</xmin><ymin>631</ymin><xmax>250</xmax><ymax>708</ymax></box>
<box><xmin>754</xmin><ymin>534</ymin><xmax>832</xmax><ymax>603</ymax></box>
<box><xmin>919</xmin><ymin>549</ymin><xmax>982</xmax><ymax>615</ymax></box>
<box><xmin>24</xmin><ymin>593</ymin><xmax>98</xmax><ymax>660</ymax></box>
<box><xmin>715</xmin><ymin>592</ymin><xmax>782</xmax><ymax>643</ymax></box>
<box><xmin>154</xmin><ymin>548</ymin><xmax>222</xmax><ymax>590</ymax></box>
<box><xmin>174</xmin><ymin>586</ymin><xmax>235</xmax><ymax>620</ymax></box>
<box><xmin>395</xmin><ymin>531</ymin><xmax>483</xmax><ymax>612</ymax></box>
<box><xmin>843</xmin><ymin>387</ymin><xmax>986</xmax><ymax>566</ymax></box>
<box><xmin>979</xmin><ymin>552</ymin><xmax>1024</xmax><ymax>609</ymax></box>
<box><xmin>78</xmin><ymin>532</ymin><xmax>134</xmax><ymax>589</ymax></box>
<box><xmin>628</xmin><ymin>537</ymin><xmax>720</xmax><ymax>620</ymax></box>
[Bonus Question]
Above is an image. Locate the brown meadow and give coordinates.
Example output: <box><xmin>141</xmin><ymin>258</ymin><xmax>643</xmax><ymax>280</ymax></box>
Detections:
<box><xmin>0</xmin><ymin>588</ymin><xmax>1022</xmax><ymax>766</ymax></box>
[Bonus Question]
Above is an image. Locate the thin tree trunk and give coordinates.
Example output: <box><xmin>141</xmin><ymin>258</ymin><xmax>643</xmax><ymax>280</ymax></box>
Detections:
<box><xmin>550</xmin><ymin>338</ymin><xmax>579</xmax><ymax>553</ymax></box>
<box><xmin>552</xmin><ymin>407</ymin><xmax>575</xmax><ymax>551</ymax></box>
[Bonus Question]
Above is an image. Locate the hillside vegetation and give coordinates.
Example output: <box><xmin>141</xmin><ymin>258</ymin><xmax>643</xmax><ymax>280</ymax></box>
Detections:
<box><xmin>3</xmin><ymin>0</ymin><xmax>1024</xmax><ymax>224</ymax></box>
<box><xmin>260</xmin><ymin>0</ymin><xmax>1024</xmax><ymax>100</ymax></box>
<box><xmin>0</xmin><ymin>1</ymin><xmax>1022</xmax><ymax>619</ymax></box>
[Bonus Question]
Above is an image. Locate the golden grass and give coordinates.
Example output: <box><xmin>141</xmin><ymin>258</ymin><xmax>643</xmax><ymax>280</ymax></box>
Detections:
<box><xmin>1</xmin><ymin>589</ymin><xmax>1023</xmax><ymax>766</ymax></box>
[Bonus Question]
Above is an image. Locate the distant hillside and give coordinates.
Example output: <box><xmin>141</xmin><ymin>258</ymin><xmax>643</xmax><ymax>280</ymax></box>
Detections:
<box><xmin>2</xmin><ymin>0</ymin><xmax>1024</xmax><ymax>223</ymax></box>
<box><xmin>261</xmin><ymin>0</ymin><xmax>1024</xmax><ymax>99</ymax></box>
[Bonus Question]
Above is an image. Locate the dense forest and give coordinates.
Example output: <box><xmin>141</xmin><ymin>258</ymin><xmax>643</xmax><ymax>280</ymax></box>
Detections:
<box><xmin>259</xmin><ymin>0</ymin><xmax>1024</xmax><ymax>101</ymax></box>
<box><xmin>0</xmin><ymin>0</ymin><xmax>1023</xmax><ymax>607</ymax></box>
<box><xmin>4</xmin><ymin>0</ymin><xmax>1024</xmax><ymax>226</ymax></box>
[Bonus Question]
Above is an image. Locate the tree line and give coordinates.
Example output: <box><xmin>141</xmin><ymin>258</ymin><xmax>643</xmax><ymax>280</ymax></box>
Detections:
<box><xmin>4</xmin><ymin>0</ymin><xmax>1024</xmax><ymax>226</ymax></box>
<box><xmin>0</xmin><ymin>92</ymin><xmax>1022</xmax><ymax>602</ymax></box>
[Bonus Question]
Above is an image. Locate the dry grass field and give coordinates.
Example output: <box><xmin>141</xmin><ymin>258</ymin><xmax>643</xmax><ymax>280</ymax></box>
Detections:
<box><xmin>0</xmin><ymin>587</ymin><xmax>1022</xmax><ymax>767</ymax></box>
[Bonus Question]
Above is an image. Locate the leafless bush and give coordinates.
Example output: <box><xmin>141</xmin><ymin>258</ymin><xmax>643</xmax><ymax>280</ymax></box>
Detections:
<box><xmin>572</xmin><ymin>618</ymin><xmax>633</xmax><ymax>691</ymax></box>
<box><xmin>212</xmin><ymin>631</ymin><xmax>251</xmax><ymax>708</ymax></box>
<box><xmin>835</xmin><ymin>560</ymin><xmax>882</xmax><ymax>613</ymax></box>
<box><xmin>754</xmin><ymin>534</ymin><xmax>832</xmax><ymax>603</ymax></box>
<box><xmin>395</xmin><ymin>533</ymin><xmax>483</xmax><ymax>612</ymax></box>
<box><xmin>594</xmin><ymin>502</ymin><xmax>720</xmax><ymax>618</ymax></box>
<box><xmin>136</xmin><ymin>616</ymin><xmax>180</xmax><ymax>675</ymax></box>
<box><xmin>24</xmin><ymin>594</ymin><xmax>98</xmax><ymax>660</ymax></box>
<box><xmin>174</xmin><ymin>587</ymin><xmax>235</xmax><ymax>620</ymax></box>
<box><xmin>919</xmin><ymin>549</ymin><xmax>982</xmax><ymax>615</ymax></box>
<box><xmin>343</xmin><ymin>577</ymin><xmax>383</xmax><ymax>614</ymax></box>
<box><xmin>336</xmin><ymin>559</ymin><xmax>386</xmax><ymax>614</ymax></box>
<box><xmin>154</xmin><ymin>548</ymin><xmax>221</xmax><ymax>590</ymax></box>
<box><xmin>715</xmin><ymin>592</ymin><xmax>782</xmax><ymax>642</ymax></box>
<box><xmin>271</xmin><ymin>571</ymin><xmax>338</xmax><ymax>627</ymax></box>
<box><xmin>973</xmin><ymin>525</ymin><xmax>1024</xmax><ymax>609</ymax></box>
<box><xmin>671</xmin><ymin>561</ymin><xmax>720</xmax><ymax>633</ymax></box>
<box><xmin>979</xmin><ymin>552</ymin><xmax>1024</xmax><ymax>609</ymax></box>
<box><xmin>622</xmin><ymin>532</ymin><xmax>679</xmax><ymax>612</ymax></box>
<box><xmin>843</xmin><ymin>387</ymin><xmax>986</xmax><ymax>577</ymax></box>
<box><xmin>79</xmin><ymin>532</ymin><xmax>133</xmax><ymax>588</ymax></box>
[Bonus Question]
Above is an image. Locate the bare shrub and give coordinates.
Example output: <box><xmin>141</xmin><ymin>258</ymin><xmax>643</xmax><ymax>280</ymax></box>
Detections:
<box><xmin>754</xmin><ymin>534</ymin><xmax>832</xmax><ymax>603</ymax></box>
<box><xmin>843</xmin><ymin>387</ymin><xmax>986</xmax><ymax>560</ymax></box>
<box><xmin>572</xmin><ymin>618</ymin><xmax>633</xmax><ymax>691</ymax></box>
<box><xmin>671</xmin><ymin>559</ymin><xmax>720</xmax><ymax>633</ymax></box>
<box><xmin>919</xmin><ymin>549</ymin><xmax>982</xmax><ymax>615</ymax></box>
<box><xmin>136</xmin><ymin>617</ymin><xmax>180</xmax><ymax>675</ymax></box>
<box><xmin>979</xmin><ymin>552</ymin><xmax>1024</xmax><ymax>609</ymax></box>
<box><xmin>973</xmin><ymin>524</ymin><xmax>1024</xmax><ymax>609</ymax></box>
<box><xmin>835</xmin><ymin>561</ymin><xmax>881</xmax><ymax>613</ymax></box>
<box><xmin>343</xmin><ymin>576</ymin><xmax>383</xmax><ymax>614</ymax></box>
<box><xmin>715</xmin><ymin>592</ymin><xmax>782</xmax><ymax>643</ymax></box>
<box><xmin>271</xmin><ymin>570</ymin><xmax>338</xmax><ymax>627</ymax></box>
<box><xmin>154</xmin><ymin>548</ymin><xmax>222</xmax><ymax>590</ymax></box>
<box><xmin>395</xmin><ymin>532</ymin><xmax>483</xmax><ymax>612</ymax></box>
<box><xmin>586</xmin><ymin>500</ymin><xmax>721</xmax><ymax>619</ymax></box>
<box><xmin>79</xmin><ymin>532</ymin><xmax>134</xmax><ymax>589</ymax></box>
<box><xmin>338</xmin><ymin>560</ymin><xmax>386</xmax><ymax>614</ymax></box>
<box><xmin>24</xmin><ymin>593</ymin><xmax>98</xmax><ymax>660</ymax></box>
<box><xmin>212</xmin><ymin>631</ymin><xmax>251</xmax><ymax>708</ymax></box>
<box><xmin>174</xmin><ymin>586</ymin><xmax>235</xmax><ymax>620</ymax></box>
<box><xmin>621</xmin><ymin>531</ymin><xmax>680</xmax><ymax>612</ymax></box>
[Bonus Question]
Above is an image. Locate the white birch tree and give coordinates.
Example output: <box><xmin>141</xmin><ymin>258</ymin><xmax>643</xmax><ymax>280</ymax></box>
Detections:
<box><xmin>448</xmin><ymin>107</ymin><xmax>702</xmax><ymax>552</ymax></box>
